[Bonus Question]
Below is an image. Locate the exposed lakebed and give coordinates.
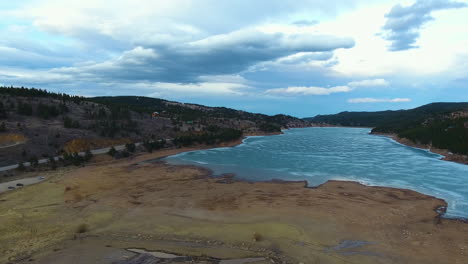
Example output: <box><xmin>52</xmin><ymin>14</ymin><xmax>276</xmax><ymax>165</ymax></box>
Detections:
<box><xmin>166</xmin><ymin>127</ymin><xmax>468</xmax><ymax>219</ymax></box>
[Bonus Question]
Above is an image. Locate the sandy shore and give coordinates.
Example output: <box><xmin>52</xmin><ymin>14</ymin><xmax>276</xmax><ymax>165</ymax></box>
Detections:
<box><xmin>1</xmin><ymin>138</ymin><xmax>468</xmax><ymax>264</ymax></box>
<box><xmin>371</xmin><ymin>132</ymin><xmax>468</xmax><ymax>165</ymax></box>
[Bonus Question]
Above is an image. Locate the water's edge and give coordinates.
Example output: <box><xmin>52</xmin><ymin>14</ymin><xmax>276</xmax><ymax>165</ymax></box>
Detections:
<box><xmin>163</xmin><ymin>128</ymin><xmax>468</xmax><ymax>221</ymax></box>
<box><xmin>371</xmin><ymin>131</ymin><xmax>468</xmax><ymax>165</ymax></box>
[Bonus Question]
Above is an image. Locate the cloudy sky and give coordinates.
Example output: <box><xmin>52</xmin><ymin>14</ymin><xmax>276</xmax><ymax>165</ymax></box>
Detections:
<box><xmin>1</xmin><ymin>0</ymin><xmax>468</xmax><ymax>117</ymax></box>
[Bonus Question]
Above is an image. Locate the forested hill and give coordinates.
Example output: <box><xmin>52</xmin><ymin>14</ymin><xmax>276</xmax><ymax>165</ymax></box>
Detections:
<box><xmin>0</xmin><ymin>86</ymin><xmax>308</xmax><ymax>131</ymax></box>
<box><xmin>0</xmin><ymin>86</ymin><xmax>310</xmax><ymax>166</ymax></box>
<box><xmin>90</xmin><ymin>96</ymin><xmax>306</xmax><ymax>128</ymax></box>
<box><xmin>305</xmin><ymin>102</ymin><xmax>468</xmax><ymax>155</ymax></box>
<box><xmin>304</xmin><ymin>103</ymin><xmax>468</xmax><ymax>128</ymax></box>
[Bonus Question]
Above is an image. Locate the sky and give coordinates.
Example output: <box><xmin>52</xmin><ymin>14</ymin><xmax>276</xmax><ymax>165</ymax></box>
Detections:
<box><xmin>1</xmin><ymin>0</ymin><xmax>468</xmax><ymax>117</ymax></box>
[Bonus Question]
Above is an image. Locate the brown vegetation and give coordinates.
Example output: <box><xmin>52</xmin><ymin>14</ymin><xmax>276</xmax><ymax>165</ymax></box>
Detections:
<box><xmin>0</xmin><ymin>133</ymin><xmax>26</xmax><ymax>145</ymax></box>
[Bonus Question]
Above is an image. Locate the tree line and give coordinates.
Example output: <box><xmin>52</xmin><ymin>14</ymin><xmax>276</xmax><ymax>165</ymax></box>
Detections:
<box><xmin>172</xmin><ymin>127</ymin><xmax>242</xmax><ymax>147</ymax></box>
<box><xmin>394</xmin><ymin>117</ymin><xmax>468</xmax><ymax>155</ymax></box>
<box><xmin>0</xmin><ymin>86</ymin><xmax>84</xmax><ymax>103</ymax></box>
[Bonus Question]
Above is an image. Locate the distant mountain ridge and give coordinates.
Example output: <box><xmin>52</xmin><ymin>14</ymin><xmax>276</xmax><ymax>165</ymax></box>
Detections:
<box><xmin>305</xmin><ymin>102</ymin><xmax>468</xmax><ymax>157</ymax></box>
<box><xmin>304</xmin><ymin>102</ymin><xmax>468</xmax><ymax>128</ymax></box>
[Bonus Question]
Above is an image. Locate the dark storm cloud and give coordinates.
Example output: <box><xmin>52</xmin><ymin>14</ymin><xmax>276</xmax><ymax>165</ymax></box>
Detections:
<box><xmin>381</xmin><ymin>0</ymin><xmax>467</xmax><ymax>51</ymax></box>
<box><xmin>0</xmin><ymin>46</ymin><xmax>74</xmax><ymax>69</ymax></box>
<box><xmin>54</xmin><ymin>29</ymin><xmax>355</xmax><ymax>83</ymax></box>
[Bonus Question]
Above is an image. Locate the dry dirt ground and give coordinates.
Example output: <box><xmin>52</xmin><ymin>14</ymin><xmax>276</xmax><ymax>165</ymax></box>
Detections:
<box><xmin>1</xmin><ymin>145</ymin><xmax>468</xmax><ymax>264</ymax></box>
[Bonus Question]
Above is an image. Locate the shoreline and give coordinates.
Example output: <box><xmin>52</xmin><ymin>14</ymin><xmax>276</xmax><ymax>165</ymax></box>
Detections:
<box><xmin>305</xmin><ymin>126</ymin><xmax>467</xmax><ymax>166</ymax></box>
<box><xmin>155</xmin><ymin>130</ymin><xmax>468</xmax><ymax>222</ymax></box>
<box><xmin>4</xmin><ymin>128</ymin><xmax>466</xmax><ymax>221</ymax></box>
<box><xmin>0</xmin><ymin>132</ymin><xmax>279</xmax><ymax>189</ymax></box>
<box><xmin>371</xmin><ymin>132</ymin><xmax>468</xmax><ymax>165</ymax></box>
<box><xmin>3</xmin><ymin>130</ymin><xmax>468</xmax><ymax>263</ymax></box>
<box><xmin>153</xmin><ymin>159</ymin><xmax>466</xmax><ymax>224</ymax></box>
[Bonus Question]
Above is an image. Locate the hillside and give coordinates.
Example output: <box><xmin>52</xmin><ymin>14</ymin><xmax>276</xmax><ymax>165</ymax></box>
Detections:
<box><xmin>305</xmin><ymin>103</ymin><xmax>468</xmax><ymax>127</ymax></box>
<box><xmin>0</xmin><ymin>86</ymin><xmax>310</xmax><ymax>166</ymax></box>
<box><xmin>305</xmin><ymin>102</ymin><xmax>468</xmax><ymax>156</ymax></box>
<box><xmin>89</xmin><ymin>95</ymin><xmax>308</xmax><ymax>129</ymax></box>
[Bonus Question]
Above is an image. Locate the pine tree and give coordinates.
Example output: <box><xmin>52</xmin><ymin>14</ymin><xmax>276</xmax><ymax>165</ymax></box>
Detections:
<box><xmin>108</xmin><ymin>146</ymin><xmax>117</xmax><ymax>157</ymax></box>
<box><xmin>17</xmin><ymin>161</ymin><xmax>25</xmax><ymax>171</ymax></box>
<box><xmin>125</xmin><ymin>143</ymin><xmax>136</xmax><ymax>153</ymax></box>
<box><xmin>49</xmin><ymin>157</ymin><xmax>57</xmax><ymax>170</ymax></box>
<box><xmin>84</xmin><ymin>150</ymin><xmax>93</xmax><ymax>161</ymax></box>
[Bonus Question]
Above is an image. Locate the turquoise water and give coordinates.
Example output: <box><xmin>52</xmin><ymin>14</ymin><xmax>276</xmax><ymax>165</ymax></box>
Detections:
<box><xmin>165</xmin><ymin>127</ymin><xmax>468</xmax><ymax>219</ymax></box>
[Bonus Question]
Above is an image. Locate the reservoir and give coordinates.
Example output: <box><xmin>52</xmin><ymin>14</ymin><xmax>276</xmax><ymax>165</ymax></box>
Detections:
<box><xmin>166</xmin><ymin>127</ymin><xmax>468</xmax><ymax>219</ymax></box>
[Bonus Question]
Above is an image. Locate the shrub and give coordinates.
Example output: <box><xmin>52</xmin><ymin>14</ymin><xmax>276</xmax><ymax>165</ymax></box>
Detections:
<box><xmin>108</xmin><ymin>146</ymin><xmax>117</xmax><ymax>157</ymax></box>
<box><xmin>0</xmin><ymin>102</ymin><xmax>6</xmax><ymax>119</ymax></box>
<box><xmin>17</xmin><ymin>161</ymin><xmax>25</xmax><ymax>171</ymax></box>
<box><xmin>143</xmin><ymin>139</ymin><xmax>166</xmax><ymax>153</ymax></box>
<box><xmin>119</xmin><ymin>150</ymin><xmax>130</xmax><ymax>158</ymax></box>
<box><xmin>49</xmin><ymin>157</ymin><xmax>57</xmax><ymax>170</ymax></box>
<box><xmin>76</xmin><ymin>224</ymin><xmax>88</xmax><ymax>234</ymax></box>
<box><xmin>29</xmin><ymin>156</ymin><xmax>39</xmax><ymax>167</ymax></box>
<box><xmin>259</xmin><ymin>122</ymin><xmax>281</xmax><ymax>133</ymax></box>
<box><xmin>125</xmin><ymin>143</ymin><xmax>136</xmax><ymax>153</ymax></box>
<box><xmin>17</xmin><ymin>102</ymin><xmax>33</xmax><ymax>115</ymax></box>
<box><xmin>252</xmin><ymin>232</ymin><xmax>263</xmax><ymax>242</ymax></box>
<box><xmin>84</xmin><ymin>150</ymin><xmax>93</xmax><ymax>161</ymax></box>
<box><xmin>72</xmin><ymin>152</ymin><xmax>83</xmax><ymax>166</ymax></box>
<box><xmin>62</xmin><ymin>152</ymin><xmax>87</xmax><ymax>166</ymax></box>
<box><xmin>64</xmin><ymin>116</ymin><xmax>80</xmax><ymax>128</ymax></box>
<box><xmin>143</xmin><ymin>140</ymin><xmax>153</xmax><ymax>153</ymax></box>
<box><xmin>37</xmin><ymin>103</ymin><xmax>59</xmax><ymax>119</ymax></box>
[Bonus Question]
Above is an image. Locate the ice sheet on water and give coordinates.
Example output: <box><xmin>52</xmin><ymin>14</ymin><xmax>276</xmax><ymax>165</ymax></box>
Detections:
<box><xmin>165</xmin><ymin>128</ymin><xmax>468</xmax><ymax>219</ymax></box>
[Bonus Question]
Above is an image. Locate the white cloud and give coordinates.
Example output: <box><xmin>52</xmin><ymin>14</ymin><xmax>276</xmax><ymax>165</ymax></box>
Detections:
<box><xmin>197</xmin><ymin>74</ymin><xmax>248</xmax><ymax>84</ymax></box>
<box><xmin>136</xmin><ymin>81</ymin><xmax>250</xmax><ymax>96</ymax></box>
<box><xmin>310</xmin><ymin>2</ymin><xmax>468</xmax><ymax>78</ymax></box>
<box><xmin>14</xmin><ymin>0</ymin><xmax>361</xmax><ymax>50</ymax></box>
<box><xmin>381</xmin><ymin>0</ymin><xmax>468</xmax><ymax>51</ymax></box>
<box><xmin>0</xmin><ymin>67</ymin><xmax>74</xmax><ymax>84</ymax></box>
<box><xmin>347</xmin><ymin>97</ymin><xmax>411</xmax><ymax>103</ymax></box>
<box><xmin>2</xmin><ymin>0</ymin><xmax>467</xmax><ymax>105</ymax></box>
<box><xmin>265</xmin><ymin>85</ymin><xmax>351</xmax><ymax>96</ymax></box>
<box><xmin>263</xmin><ymin>78</ymin><xmax>389</xmax><ymax>97</ymax></box>
<box><xmin>348</xmin><ymin>78</ymin><xmax>389</xmax><ymax>87</ymax></box>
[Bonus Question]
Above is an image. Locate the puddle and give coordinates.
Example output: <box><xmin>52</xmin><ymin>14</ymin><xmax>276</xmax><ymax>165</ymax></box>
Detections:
<box><xmin>219</xmin><ymin>257</ymin><xmax>265</xmax><ymax>264</ymax></box>
<box><xmin>325</xmin><ymin>240</ymin><xmax>381</xmax><ymax>257</ymax></box>
<box><xmin>125</xmin><ymin>248</ymin><xmax>265</xmax><ymax>263</ymax></box>
<box><xmin>326</xmin><ymin>240</ymin><xmax>372</xmax><ymax>251</ymax></box>
<box><xmin>127</xmin><ymin>248</ymin><xmax>180</xmax><ymax>258</ymax></box>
